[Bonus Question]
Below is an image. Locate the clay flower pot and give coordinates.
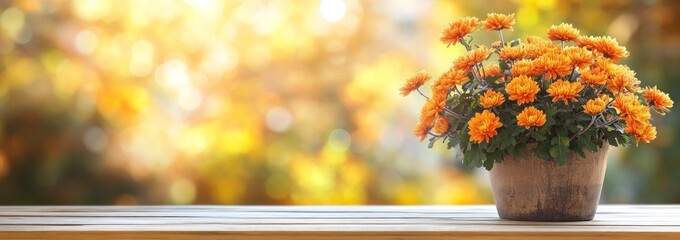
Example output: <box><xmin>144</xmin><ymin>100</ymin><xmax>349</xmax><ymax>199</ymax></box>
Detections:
<box><xmin>489</xmin><ymin>144</ymin><xmax>609</xmax><ymax>221</ymax></box>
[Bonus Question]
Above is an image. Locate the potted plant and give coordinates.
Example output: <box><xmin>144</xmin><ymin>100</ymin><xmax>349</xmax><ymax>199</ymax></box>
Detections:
<box><xmin>400</xmin><ymin>13</ymin><xmax>674</xmax><ymax>221</ymax></box>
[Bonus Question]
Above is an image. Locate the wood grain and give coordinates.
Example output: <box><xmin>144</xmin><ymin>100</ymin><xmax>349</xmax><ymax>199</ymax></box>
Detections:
<box><xmin>0</xmin><ymin>205</ymin><xmax>678</xmax><ymax>239</ymax></box>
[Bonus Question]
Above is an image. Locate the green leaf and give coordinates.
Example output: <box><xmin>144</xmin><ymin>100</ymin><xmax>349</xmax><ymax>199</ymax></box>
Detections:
<box><xmin>549</xmin><ymin>136</ymin><xmax>569</xmax><ymax>165</ymax></box>
<box><xmin>529</xmin><ymin>131</ymin><xmax>548</xmax><ymax>141</ymax></box>
<box><xmin>575</xmin><ymin>147</ymin><xmax>586</xmax><ymax>158</ymax></box>
<box><xmin>464</xmin><ymin>144</ymin><xmax>485</xmax><ymax>168</ymax></box>
<box><xmin>567</xmin><ymin>124</ymin><xmax>581</xmax><ymax>133</ymax></box>
<box><xmin>533</xmin><ymin>143</ymin><xmax>552</xmax><ymax>161</ymax></box>
<box><xmin>467</xmin><ymin>71</ymin><xmax>475</xmax><ymax>81</ymax></box>
<box><xmin>499</xmin><ymin>59</ymin><xmax>510</xmax><ymax>71</ymax></box>
<box><xmin>447</xmin><ymin>136</ymin><xmax>461</xmax><ymax>149</ymax></box>
<box><xmin>578</xmin><ymin>137</ymin><xmax>597</xmax><ymax>153</ymax></box>
<box><xmin>483</xmin><ymin>157</ymin><xmax>495</xmax><ymax>170</ymax></box>
<box><xmin>512</xmin><ymin>126</ymin><xmax>525</xmax><ymax>136</ymax></box>
<box><xmin>510</xmin><ymin>39</ymin><xmax>520</xmax><ymax>47</ymax></box>
<box><xmin>428</xmin><ymin>137</ymin><xmax>437</xmax><ymax>148</ymax></box>
<box><xmin>603</xmin><ymin>129</ymin><xmax>620</xmax><ymax>147</ymax></box>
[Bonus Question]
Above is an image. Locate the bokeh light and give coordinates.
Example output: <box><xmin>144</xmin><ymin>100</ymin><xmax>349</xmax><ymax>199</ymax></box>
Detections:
<box><xmin>1</xmin><ymin>0</ymin><xmax>679</xmax><ymax>205</ymax></box>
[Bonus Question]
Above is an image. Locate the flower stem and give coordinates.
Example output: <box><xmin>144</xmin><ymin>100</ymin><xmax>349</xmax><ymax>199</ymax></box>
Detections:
<box><xmin>444</xmin><ymin>108</ymin><xmax>465</xmax><ymax>119</ymax></box>
<box><xmin>570</xmin><ymin>115</ymin><xmax>596</xmax><ymax>141</ymax></box>
<box><xmin>498</xmin><ymin>30</ymin><xmax>505</xmax><ymax>46</ymax></box>
<box><xmin>460</xmin><ymin>38</ymin><xmax>473</xmax><ymax>52</ymax></box>
<box><xmin>417</xmin><ymin>88</ymin><xmax>429</xmax><ymax>99</ymax></box>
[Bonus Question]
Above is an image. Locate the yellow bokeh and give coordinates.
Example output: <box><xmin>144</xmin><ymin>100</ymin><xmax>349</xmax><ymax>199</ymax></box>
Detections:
<box><xmin>0</xmin><ymin>0</ymin><xmax>676</xmax><ymax>205</ymax></box>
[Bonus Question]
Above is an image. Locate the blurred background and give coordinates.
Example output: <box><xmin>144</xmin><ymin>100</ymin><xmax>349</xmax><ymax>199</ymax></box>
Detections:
<box><xmin>0</xmin><ymin>0</ymin><xmax>679</xmax><ymax>205</ymax></box>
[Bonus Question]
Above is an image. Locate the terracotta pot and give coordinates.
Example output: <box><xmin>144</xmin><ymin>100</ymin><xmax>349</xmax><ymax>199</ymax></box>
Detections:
<box><xmin>489</xmin><ymin>144</ymin><xmax>609</xmax><ymax>221</ymax></box>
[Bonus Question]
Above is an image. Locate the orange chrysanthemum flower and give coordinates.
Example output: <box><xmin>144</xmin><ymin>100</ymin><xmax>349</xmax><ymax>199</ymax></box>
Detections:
<box><xmin>433</xmin><ymin>118</ymin><xmax>450</xmax><ymax>135</ymax></box>
<box><xmin>563</xmin><ymin>47</ymin><xmax>594</xmax><ymax>69</ymax></box>
<box><xmin>547</xmin><ymin>23</ymin><xmax>580</xmax><ymax>42</ymax></box>
<box><xmin>413</xmin><ymin>120</ymin><xmax>430</xmax><ymax>142</ymax></box>
<box><xmin>440</xmin><ymin>17</ymin><xmax>479</xmax><ymax>47</ymax></box>
<box><xmin>578</xmin><ymin>68</ymin><xmax>608</xmax><ymax>87</ymax></box>
<box><xmin>583</xmin><ymin>97</ymin><xmax>607</xmax><ymax>115</ymax></box>
<box><xmin>479</xmin><ymin>90</ymin><xmax>505</xmax><ymax>108</ymax></box>
<box><xmin>625</xmin><ymin>120</ymin><xmax>657</xmax><ymax>144</ymax></box>
<box><xmin>576</xmin><ymin>36</ymin><xmax>597</xmax><ymax>49</ymax></box>
<box><xmin>547</xmin><ymin>80</ymin><xmax>584</xmax><ymax>105</ymax></box>
<box><xmin>612</xmin><ymin>94</ymin><xmax>651</xmax><ymax>124</ymax></box>
<box><xmin>499</xmin><ymin>46</ymin><xmax>526</xmax><ymax>60</ymax></box>
<box><xmin>400</xmin><ymin>70</ymin><xmax>431</xmax><ymax>96</ymax></box>
<box><xmin>467</xmin><ymin>110</ymin><xmax>503</xmax><ymax>143</ymax></box>
<box><xmin>612</xmin><ymin>93</ymin><xmax>638</xmax><ymax>117</ymax></box>
<box><xmin>453</xmin><ymin>46</ymin><xmax>493</xmax><ymax>73</ymax></box>
<box><xmin>517</xmin><ymin>106</ymin><xmax>547</xmax><ymax>129</ymax></box>
<box><xmin>510</xmin><ymin>59</ymin><xmax>537</xmax><ymax>77</ymax></box>
<box><xmin>598</xmin><ymin>94</ymin><xmax>611</xmax><ymax>104</ymax></box>
<box><xmin>524</xmin><ymin>36</ymin><xmax>560</xmax><ymax>59</ymax></box>
<box><xmin>419</xmin><ymin>94</ymin><xmax>447</xmax><ymax>126</ymax></box>
<box><xmin>643</xmin><ymin>86</ymin><xmax>674</xmax><ymax>112</ymax></box>
<box><xmin>431</xmin><ymin>68</ymin><xmax>468</xmax><ymax>97</ymax></box>
<box><xmin>526</xmin><ymin>35</ymin><xmax>550</xmax><ymax>44</ymax></box>
<box><xmin>506</xmin><ymin>75</ymin><xmax>540</xmax><ymax>105</ymax></box>
<box><xmin>577</xmin><ymin>36</ymin><xmax>629</xmax><ymax>62</ymax></box>
<box><xmin>482</xmin><ymin>13</ymin><xmax>515</xmax><ymax>31</ymax></box>
<box><xmin>606</xmin><ymin>64</ymin><xmax>640</xmax><ymax>95</ymax></box>
<box><xmin>482</xmin><ymin>64</ymin><xmax>502</xmax><ymax>78</ymax></box>
<box><xmin>534</xmin><ymin>52</ymin><xmax>572</xmax><ymax>80</ymax></box>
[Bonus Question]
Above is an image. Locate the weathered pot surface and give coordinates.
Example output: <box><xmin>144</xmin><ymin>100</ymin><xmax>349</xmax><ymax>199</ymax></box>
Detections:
<box><xmin>489</xmin><ymin>144</ymin><xmax>609</xmax><ymax>221</ymax></box>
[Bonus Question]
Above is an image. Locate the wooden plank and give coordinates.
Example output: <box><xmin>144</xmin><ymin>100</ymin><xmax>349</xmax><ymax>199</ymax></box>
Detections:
<box><xmin>0</xmin><ymin>205</ymin><xmax>678</xmax><ymax>240</ymax></box>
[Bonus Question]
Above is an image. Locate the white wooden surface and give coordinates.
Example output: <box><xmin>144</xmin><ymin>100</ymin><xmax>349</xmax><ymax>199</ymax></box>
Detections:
<box><xmin>0</xmin><ymin>205</ymin><xmax>679</xmax><ymax>239</ymax></box>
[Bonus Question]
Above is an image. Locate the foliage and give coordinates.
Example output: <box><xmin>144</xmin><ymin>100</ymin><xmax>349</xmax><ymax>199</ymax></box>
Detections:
<box><xmin>402</xmin><ymin>13</ymin><xmax>674</xmax><ymax>170</ymax></box>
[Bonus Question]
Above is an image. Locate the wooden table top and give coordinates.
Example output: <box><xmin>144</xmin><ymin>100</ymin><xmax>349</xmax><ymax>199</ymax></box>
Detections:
<box><xmin>0</xmin><ymin>205</ymin><xmax>679</xmax><ymax>239</ymax></box>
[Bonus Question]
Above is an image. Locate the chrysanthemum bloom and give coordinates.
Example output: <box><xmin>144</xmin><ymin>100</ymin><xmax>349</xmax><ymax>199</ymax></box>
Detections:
<box><xmin>563</xmin><ymin>47</ymin><xmax>594</xmax><ymax>69</ymax></box>
<box><xmin>506</xmin><ymin>75</ymin><xmax>540</xmax><ymax>105</ymax></box>
<box><xmin>576</xmin><ymin>36</ymin><xmax>598</xmax><ymax>49</ymax></box>
<box><xmin>643</xmin><ymin>86</ymin><xmax>674</xmax><ymax>112</ymax></box>
<box><xmin>491</xmin><ymin>41</ymin><xmax>503</xmax><ymax>49</ymax></box>
<box><xmin>433</xmin><ymin>117</ymin><xmax>450</xmax><ymax>135</ymax></box>
<box><xmin>482</xmin><ymin>64</ymin><xmax>502</xmax><ymax>78</ymax></box>
<box><xmin>534</xmin><ymin>52</ymin><xmax>572</xmax><ymax>80</ymax></box>
<box><xmin>499</xmin><ymin>46</ymin><xmax>526</xmax><ymax>60</ymax></box>
<box><xmin>510</xmin><ymin>59</ymin><xmax>537</xmax><ymax>77</ymax></box>
<box><xmin>400</xmin><ymin>70</ymin><xmax>431</xmax><ymax>96</ymax></box>
<box><xmin>453</xmin><ymin>46</ymin><xmax>493</xmax><ymax>73</ymax></box>
<box><xmin>547</xmin><ymin>80</ymin><xmax>584</xmax><ymax>105</ymax></box>
<box><xmin>467</xmin><ymin>110</ymin><xmax>503</xmax><ymax>143</ymax></box>
<box><xmin>419</xmin><ymin>94</ymin><xmax>447</xmax><ymax>126</ymax></box>
<box><xmin>527</xmin><ymin>35</ymin><xmax>551</xmax><ymax>44</ymax></box>
<box><xmin>440</xmin><ymin>17</ymin><xmax>479</xmax><ymax>47</ymax></box>
<box><xmin>625</xmin><ymin>120</ymin><xmax>656</xmax><ymax>144</ymax></box>
<box><xmin>482</xmin><ymin>13</ymin><xmax>515</xmax><ymax>31</ymax></box>
<box><xmin>479</xmin><ymin>90</ymin><xmax>505</xmax><ymax>108</ymax></box>
<box><xmin>547</xmin><ymin>23</ymin><xmax>580</xmax><ymax>42</ymax></box>
<box><xmin>612</xmin><ymin>94</ymin><xmax>651</xmax><ymax>124</ymax></box>
<box><xmin>524</xmin><ymin>40</ymin><xmax>561</xmax><ymax>59</ymax></box>
<box><xmin>606</xmin><ymin>64</ymin><xmax>640</xmax><ymax>94</ymax></box>
<box><xmin>517</xmin><ymin>106</ymin><xmax>547</xmax><ymax>129</ymax></box>
<box><xmin>578</xmin><ymin>68</ymin><xmax>608</xmax><ymax>87</ymax></box>
<box><xmin>577</xmin><ymin>36</ymin><xmax>629</xmax><ymax>62</ymax></box>
<box><xmin>595</xmin><ymin>36</ymin><xmax>629</xmax><ymax>62</ymax></box>
<box><xmin>583</xmin><ymin>98</ymin><xmax>607</xmax><ymax>115</ymax></box>
<box><xmin>413</xmin><ymin>120</ymin><xmax>429</xmax><ymax>142</ymax></box>
<box><xmin>598</xmin><ymin>94</ymin><xmax>611</xmax><ymax>104</ymax></box>
<box><xmin>431</xmin><ymin>68</ymin><xmax>468</xmax><ymax>97</ymax></box>
<box><xmin>625</xmin><ymin>105</ymin><xmax>652</xmax><ymax>127</ymax></box>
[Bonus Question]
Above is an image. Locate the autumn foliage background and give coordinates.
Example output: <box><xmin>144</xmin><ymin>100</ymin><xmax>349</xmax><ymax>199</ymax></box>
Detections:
<box><xmin>1</xmin><ymin>0</ymin><xmax>680</xmax><ymax>205</ymax></box>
